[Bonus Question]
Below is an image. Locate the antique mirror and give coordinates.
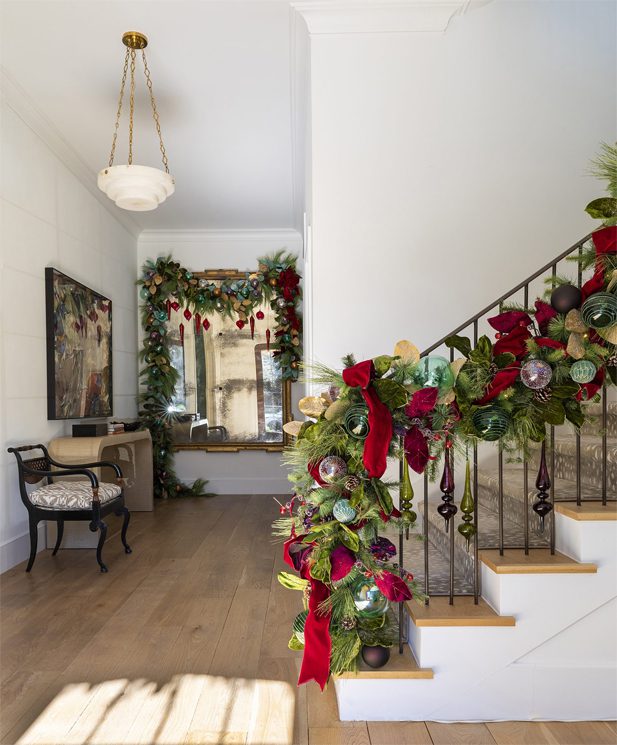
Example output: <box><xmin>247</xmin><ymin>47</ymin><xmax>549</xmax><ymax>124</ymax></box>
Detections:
<box><xmin>168</xmin><ymin>271</ymin><xmax>291</xmax><ymax>451</ymax></box>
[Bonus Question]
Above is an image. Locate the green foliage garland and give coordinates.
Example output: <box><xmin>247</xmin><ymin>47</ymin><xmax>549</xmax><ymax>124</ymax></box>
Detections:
<box><xmin>138</xmin><ymin>252</ymin><xmax>303</xmax><ymax>498</ymax></box>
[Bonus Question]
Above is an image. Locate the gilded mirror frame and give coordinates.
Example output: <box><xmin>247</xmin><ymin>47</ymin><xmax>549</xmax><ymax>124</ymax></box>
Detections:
<box><xmin>170</xmin><ymin>270</ymin><xmax>293</xmax><ymax>452</ymax></box>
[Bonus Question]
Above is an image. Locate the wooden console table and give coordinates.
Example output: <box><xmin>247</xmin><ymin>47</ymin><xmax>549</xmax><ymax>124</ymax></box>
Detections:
<box><xmin>47</xmin><ymin>430</ymin><xmax>153</xmax><ymax>549</ymax></box>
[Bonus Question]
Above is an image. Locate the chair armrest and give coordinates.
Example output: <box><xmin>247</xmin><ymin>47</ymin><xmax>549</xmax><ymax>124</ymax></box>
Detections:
<box><xmin>21</xmin><ymin>465</ymin><xmax>100</xmax><ymax>488</ymax></box>
<box><xmin>48</xmin><ymin>457</ymin><xmax>123</xmax><ymax>479</ymax></box>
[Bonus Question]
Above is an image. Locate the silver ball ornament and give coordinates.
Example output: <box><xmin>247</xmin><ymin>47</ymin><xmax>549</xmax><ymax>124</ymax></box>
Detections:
<box><xmin>351</xmin><ymin>577</ymin><xmax>389</xmax><ymax>618</ymax></box>
<box><xmin>520</xmin><ymin>359</ymin><xmax>553</xmax><ymax>390</ymax></box>
<box><xmin>318</xmin><ymin>456</ymin><xmax>348</xmax><ymax>483</ymax></box>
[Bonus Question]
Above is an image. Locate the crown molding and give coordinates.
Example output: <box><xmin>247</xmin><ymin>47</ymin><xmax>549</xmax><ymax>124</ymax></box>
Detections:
<box><xmin>138</xmin><ymin>228</ymin><xmax>304</xmax><ymax>247</ymax></box>
<box><xmin>291</xmin><ymin>0</ymin><xmax>493</xmax><ymax>34</ymax></box>
<box><xmin>0</xmin><ymin>67</ymin><xmax>141</xmax><ymax>239</ymax></box>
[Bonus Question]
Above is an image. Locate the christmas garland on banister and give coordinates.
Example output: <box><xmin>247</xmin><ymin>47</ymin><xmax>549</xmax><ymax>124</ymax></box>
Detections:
<box><xmin>276</xmin><ymin>145</ymin><xmax>617</xmax><ymax>688</ymax></box>
<box><xmin>137</xmin><ymin>251</ymin><xmax>302</xmax><ymax>498</ymax></box>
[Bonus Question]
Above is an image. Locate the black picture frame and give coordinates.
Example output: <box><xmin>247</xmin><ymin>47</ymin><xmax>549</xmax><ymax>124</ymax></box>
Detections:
<box><xmin>45</xmin><ymin>267</ymin><xmax>113</xmax><ymax>420</ymax></box>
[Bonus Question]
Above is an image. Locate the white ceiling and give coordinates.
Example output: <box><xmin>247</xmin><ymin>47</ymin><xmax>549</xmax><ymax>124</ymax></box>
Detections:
<box><xmin>0</xmin><ymin>0</ymin><xmax>304</xmax><ymax>232</ymax></box>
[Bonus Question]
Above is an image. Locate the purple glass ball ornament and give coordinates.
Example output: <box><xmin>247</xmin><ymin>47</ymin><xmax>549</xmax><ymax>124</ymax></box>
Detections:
<box><xmin>318</xmin><ymin>455</ymin><xmax>348</xmax><ymax>483</ymax></box>
<box><xmin>520</xmin><ymin>359</ymin><xmax>552</xmax><ymax>390</ymax></box>
<box><xmin>361</xmin><ymin>645</ymin><xmax>391</xmax><ymax>669</ymax></box>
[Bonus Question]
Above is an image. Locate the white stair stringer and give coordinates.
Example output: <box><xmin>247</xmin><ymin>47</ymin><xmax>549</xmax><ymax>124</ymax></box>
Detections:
<box><xmin>335</xmin><ymin>511</ymin><xmax>617</xmax><ymax>721</ymax></box>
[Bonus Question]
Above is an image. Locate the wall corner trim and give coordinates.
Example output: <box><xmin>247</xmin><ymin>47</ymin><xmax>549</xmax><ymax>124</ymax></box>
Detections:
<box><xmin>290</xmin><ymin>0</ymin><xmax>493</xmax><ymax>35</ymax></box>
<box><xmin>1</xmin><ymin>66</ymin><xmax>142</xmax><ymax>239</ymax></box>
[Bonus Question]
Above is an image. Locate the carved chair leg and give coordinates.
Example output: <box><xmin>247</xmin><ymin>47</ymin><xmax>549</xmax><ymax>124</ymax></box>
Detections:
<box><xmin>89</xmin><ymin>519</ymin><xmax>108</xmax><ymax>573</ymax></box>
<box><xmin>26</xmin><ymin>519</ymin><xmax>38</xmax><ymax>572</ymax></box>
<box><xmin>114</xmin><ymin>507</ymin><xmax>132</xmax><ymax>554</ymax></box>
<box><xmin>52</xmin><ymin>519</ymin><xmax>64</xmax><ymax>556</ymax></box>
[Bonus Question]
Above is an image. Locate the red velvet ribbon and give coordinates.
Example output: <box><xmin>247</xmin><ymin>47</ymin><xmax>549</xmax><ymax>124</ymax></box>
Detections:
<box><xmin>476</xmin><ymin>364</ymin><xmax>520</xmax><ymax>405</ymax></box>
<box><xmin>342</xmin><ymin>360</ymin><xmax>392</xmax><ymax>479</ymax></box>
<box><xmin>534</xmin><ymin>300</ymin><xmax>557</xmax><ymax>335</ymax></box>
<box><xmin>493</xmin><ymin>325</ymin><xmax>532</xmax><ymax>358</ymax></box>
<box><xmin>374</xmin><ymin>570</ymin><xmax>412</xmax><ymax>602</ymax></box>
<box><xmin>283</xmin><ymin>534</ymin><xmax>332</xmax><ymax>690</ymax></box>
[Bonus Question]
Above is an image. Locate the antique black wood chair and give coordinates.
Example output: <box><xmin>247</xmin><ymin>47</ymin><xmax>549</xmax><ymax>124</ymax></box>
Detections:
<box><xmin>7</xmin><ymin>444</ymin><xmax>132</xmax><ymax>573</ymax></box>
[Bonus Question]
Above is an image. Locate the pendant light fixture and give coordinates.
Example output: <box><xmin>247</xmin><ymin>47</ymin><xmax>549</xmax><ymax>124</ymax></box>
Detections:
<box><xmin>98</xmin><ymin>31</ymin><xmax>175</xmax><ymax>212</ymax></box>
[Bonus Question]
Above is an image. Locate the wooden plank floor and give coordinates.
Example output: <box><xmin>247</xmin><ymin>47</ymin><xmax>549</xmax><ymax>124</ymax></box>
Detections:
<box><xmin>1</xmin><ymin>497</ymin><xmax>615</xmax><ymax>745</ymax></box>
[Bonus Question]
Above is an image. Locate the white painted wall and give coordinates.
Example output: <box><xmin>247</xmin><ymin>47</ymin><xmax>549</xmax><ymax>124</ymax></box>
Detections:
<box><xmin>0</xmin><ymin>92</ymin><xmax>139</xmax><ymax>572</ymax></box>
<box><xmin>304</xmin><ymin>0</ymin><xmax>617</xmax><ymax>369</ymax></box>
<box><xmin>137</xmin><ymin>229</ymin><xmax>304</xmax><ymax>494</ymax></box>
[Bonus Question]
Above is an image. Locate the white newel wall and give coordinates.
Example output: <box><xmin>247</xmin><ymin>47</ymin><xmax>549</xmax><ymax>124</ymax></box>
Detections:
<box><xmin>137</xmin><ymin>230</ymin><xmax>304</xmax><ymax>494</ymax></box>
<box><xmin>302</xmin><ymin>0</ymin><xmax>617</xmax><ymax>369</ymax></box>
<box><xmin>0</xmin><ymin>89</ymin><xmax>139</xmax><ymax>572</ymax></box>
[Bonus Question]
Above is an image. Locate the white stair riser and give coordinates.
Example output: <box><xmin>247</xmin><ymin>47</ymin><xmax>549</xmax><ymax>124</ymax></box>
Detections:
<box><xmin>555</xmin><ymin>512</ymin><xmax>617</xmax><ymax>563</ymax></box>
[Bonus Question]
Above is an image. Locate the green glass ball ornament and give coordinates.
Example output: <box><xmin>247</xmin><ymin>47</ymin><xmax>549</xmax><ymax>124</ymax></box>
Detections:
<box><xmin>581</xmin><ymin>292</ymin><xmax>617</xmax><ymax>329</ymax></box>
<box><xmin>139</xmin><ymin>286</ymin><xmax>150</xmax><ymax>300</ymax></box>
<box><xmin>410</xmin><ymin>355</ymin><xmax>454</xmax><ymax>394</ymax></box>
<box><xmin>332</xmin><ymin>498</ymin><xmax>357</xmax><ymax>524</ymax></box>
<box><xmin>154</xmin><ymin>310</ymin><xmax>168</xmax><ymax>323</ymax></box>
<box><xmin>351</xmin><ymin>577</ymin><xmax>389</xmax><ymax>618</ymax></box>
<box><xmin>343</xmin><ymin>405</ymin><xmax>370</xmax><ymax>440</ymax></box>
<box><xmin>570</xmin><ymin>359</ymin><xmax>597</xmax><ymax>384</ymax></box>
<box><xmin>293</xmin><ymin>609</ymin><xmax>308</xmax><ymax>645</ymax></box>
<box><xmin>319</xmin><ymin>456</ymin><xmax>348</xmax><ymax>483</ymax></box>
<box><xmin>472</xmin><ymin>405</ymin><xmax>510</xmax><ymax>442</ymax></box>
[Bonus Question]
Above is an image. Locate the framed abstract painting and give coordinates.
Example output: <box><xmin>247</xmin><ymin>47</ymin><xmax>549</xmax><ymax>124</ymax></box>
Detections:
<box><xmin>45</xmin><ymin>267</ymin><xmax>113</xmax><ymax>420</ymax></box>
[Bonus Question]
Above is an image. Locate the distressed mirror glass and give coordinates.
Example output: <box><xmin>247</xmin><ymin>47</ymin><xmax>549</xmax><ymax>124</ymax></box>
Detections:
<box><xmin>168</xmin><ymin>272</ymin><xmax>291</xmax><ymax>451</ymax></box>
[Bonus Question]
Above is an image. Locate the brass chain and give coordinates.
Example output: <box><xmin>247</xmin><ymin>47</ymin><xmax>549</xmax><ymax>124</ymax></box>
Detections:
<box><xmin>108</xmin><ymin>47</ymin><xmax>130</xmax><ymax>167</ymax></box>
<box><xmin>128</xmin><ymin>49</ymin><xmax>136</xmax><ymax>165</ymax></box>
<box><xmin>142</xmin><ymin>49</ymin><xmax>170</xmax><ymax>174</ymax></box>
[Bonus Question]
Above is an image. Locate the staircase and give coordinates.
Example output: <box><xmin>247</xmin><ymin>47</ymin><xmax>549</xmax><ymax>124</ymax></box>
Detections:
<box><xmin>334</xmin><ymin>236</ymin><xmax>617</xmax><ymax>721</ymax></box>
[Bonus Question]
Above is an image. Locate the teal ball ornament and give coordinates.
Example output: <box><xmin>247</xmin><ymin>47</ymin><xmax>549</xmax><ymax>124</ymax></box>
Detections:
<box><xmin>410</xmin><ymin>355</ymin><xmax>454</xmax><ymax>394</ymax></box>
<box><xmin>333</xmin><ymin>498</ymin><xmax>357</xmax><ymax>524</ymax></box>
<box><xmin>293</xmin><ymin>610</ymin><xmax>308</xmax><ymax>644</ymax></box>
<box><xmin>581</xmin><ymin>292</ymin><xmax>617</xmax><ymax>329</ymax></box>
<box><xmin>343</xmin><ymin>405</ymin><xmax>370</xmax><ymax>439</ymax></box>
<box><xmin>351</xmin><ymin>577</ymin><xmax>389</xmax><ymax>618</ymax></box>
<box><xmin>570</xmin><ymin>360</ymin><xmax>597</xmax><ymax>384</ymax></box>
<box><xmin>472</xmin><ymin>405</ymin><xmax>510</xmax><ymax>442</ymax></box>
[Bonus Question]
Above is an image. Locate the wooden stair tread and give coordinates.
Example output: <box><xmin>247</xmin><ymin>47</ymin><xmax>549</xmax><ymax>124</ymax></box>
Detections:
<box><xmin>480</xmin><ymin>549</ymin><xmax>597</xmax><ymax>574</ymax></box>
<box><xmin>404</xmin><ymin>596</ymin><xmax>515</xmax><ymax>627</ymax></box>
<box><xmin>555</xmin><ymin>502</ymin><xmax>617</xmax><ymax>521</ymax></box>
<box><xmin>336</xmin><ymin>644</ymin><xmax>433</xmax><ymax>680</ymax></box>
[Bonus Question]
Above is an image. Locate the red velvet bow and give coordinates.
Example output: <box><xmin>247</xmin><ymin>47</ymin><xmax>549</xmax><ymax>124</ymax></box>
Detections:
<box><xmin>475</xmin><ymin>365</ymin><xmax>520</xmax><ymax>405</ymax></box>
<box><xmin>374</xmin><ymin>570</ymin><xmax>412</xmax><ymax>602</ymax></box>
<box><xmin>330</xmin><ymin>544</ymin><xmax>356</xmax><ymax>581</ymax></box>
<box><xmin>493</xmin><ymin>325</ymin><xmax>532</xmax><ymax>358</ymax></box>
<box><xmin>535</xmin><ymin>337</ymin><xmax>567</xmax><ymax>351</ymax></box>
<box><xmin>488</xmin><ymin>311</ymin><xmax>532</xmax><ymax>333</ymax></box>
<box><xmin>581</xmin><ymin>271</ymin><xmax>606</xmax><ymax>302</ymax></box>
<box><xmin>342</xmin><ymin>360</ymin><xmax>392</xmax><ymax>479</ymax></box>
<box><xmin>534</xmin><ymin>300</ymin><xmax>558</xmax><ymax>335</ymax></box>
<box><xmin>576</xmin><ymin>367</ymin><xmax>605</xmax><ymax>401</ymax></box>
<box><xmin>283</xmin><ymin>534</ymin><xmax>331</xmax><ymax>690</ymax></box>
<box><xmin>592</xmin><ymin>226</ymin><xmax>617</xmax><ymax>272</ymax></box>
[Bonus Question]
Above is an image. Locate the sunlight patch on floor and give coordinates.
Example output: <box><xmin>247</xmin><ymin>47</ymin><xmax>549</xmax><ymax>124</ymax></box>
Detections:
<box><xmin>16</xmin><ymin>674</ymin><xmax>295</xmax><ymax>745</ymax></box>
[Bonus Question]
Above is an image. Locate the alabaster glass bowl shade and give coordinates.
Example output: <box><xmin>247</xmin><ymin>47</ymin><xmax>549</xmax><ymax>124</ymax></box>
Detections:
<box><xmin>97</xmin><ymin>164</ymin><xmax>175</xmax><ymax>211</ymax></box>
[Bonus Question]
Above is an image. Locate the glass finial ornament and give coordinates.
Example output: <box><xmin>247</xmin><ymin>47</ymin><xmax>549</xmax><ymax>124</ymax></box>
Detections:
<box><xmin>410</xmin><ymin>355</ymin><xmax>455</xmax><ymax>394</ymax></box>
<box><xmin>400</xmin><ymin>459</ymin><xmax>417</xmax><ymax>539</ymax></box>
<box><xmin>457</xmin><ymin>459</ymin><xmax>476</xmax><ymax>550</ymax></box>
<box><xmin>437</xmin><ymin>449</ymin><xmax>457</xmax><ymax>531</ymax></box>
<box><xmin>472</xmin><ymin>405</ymin><xmax>510</xmax><ymax>441</ymax></box>
<box><xmin>343</xmin><ymin>405</ymin><xmax>370</xmax><ymax>439</ymax></box>
<box><xmin>570</xmin><ymin>359</ymin><xmax>597</xmax><ymax>384</ymax></box>
<box><xmin>318</xmin><ymin>455</ymin><xmax>348</xmax><ymax>483</ymax></box>
<box><xmin>533</xmin><ymin>441</ymin><xmax>552</xmax><ymax>533</ymax></box>
<box><xmin>351</xmin><ymin>577</ymin><xmax>389</xmax><ymax>618</ymax></box>
<box><xmin>98</xmin><ymin>32</ymin><xmax>175</xmax><ymax>211</ymax></box>
<box><xmin>332</xmin><ymin>498</ymin><xmax>357</xmax><ymax>524</ymax></box>
<box><xmin>581</xmin><ymin>292</ymin><xmax>617</xmax><ymax>329</ymax></box>
<box><xmin>520</xmin><ymin>359</ymin><xmax>553</xmax><ymax>390</ymax></box>
<box><xmin>550</xmin><ymin>284</ymin><xmax>582</xmax><ymax>314</ymax></box>
<box><xmin>293</xmin><ymin>609</ymin><xmax>308</xmax><ymax>645</ymax></box>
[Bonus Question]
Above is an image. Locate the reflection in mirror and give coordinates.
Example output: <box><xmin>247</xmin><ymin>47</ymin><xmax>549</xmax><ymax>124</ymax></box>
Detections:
<box><xmin>168</xmin><ymin>293</ymin><xmax>287</xmax><ymax>448</ymax></box>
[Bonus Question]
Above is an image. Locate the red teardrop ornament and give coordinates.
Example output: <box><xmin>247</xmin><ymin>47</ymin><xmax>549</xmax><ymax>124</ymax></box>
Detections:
<box><xmin>256</xmin><ymin>310</ymin><xmax>265</xmax><ymax>320</ymax></box>
<box><xmin>250</xmin><ymin>316</ymin><xmax>255</xmax><ymax>339</ymax></box>
<box><xmin>179</xmin><ymin>323</ymin><xmax>184</xmax><ymax>344</ymax></box>
<box><xmin>203</xmin><ymin>318</ymin><xmax>210</xmax><ymax>331</ymax></box>
<box><xmin>171</xmin><ymin>301</ymin><xmax>180</xmax><ymax>312</ymax></box>
<box><xmin>166</xmin><ymin>299</ymin><xmax>172</xmax><ymax>320</ymax></box>
<box><xmin>184</xmin><ymin>309</ymin><xmax>192</xmax><ymax>321</ymax></box>
<box><xmin>236</xmin><ymin>320</ymin><xmax>245</xmax><ymax>329</ymax></box>
<box><xmin>266</xmin><ymin>328</ymin><xmax>271</xmax><ymax>350</ymax></box>
<box><xmin>195</xmin><ymin>313</ymin><xmax>201</xmax><ymax>335</ymax></box>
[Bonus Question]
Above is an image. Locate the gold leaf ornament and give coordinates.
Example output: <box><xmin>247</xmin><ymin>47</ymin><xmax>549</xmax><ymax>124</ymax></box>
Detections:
<box><xmin>566</xmin><ymin>331</ymin><xmax>586</xmax><ymax>360</ymax></box>
<box><xmin>283</xmin><ymin>420</ymin><xmax>304</xmax><ymax>437</ymax></box>
<box><xmin>565</xmin><ymin>309</ymin><xmax>588</xmax><ymax>334</ymax></box>
<box><xmin>392</xmin><ymin>340</ymin><xmax>420</xmax><ymax>365</ymax></box>
<box><xmin>596</xmin><ymin>324</ymin><xmax>617</xmax><ymax>345</ymax></box>
<box><xmin>298</xmin><ymin>396</ymin><xmax>328</xmax><ymax>419</ymax></box>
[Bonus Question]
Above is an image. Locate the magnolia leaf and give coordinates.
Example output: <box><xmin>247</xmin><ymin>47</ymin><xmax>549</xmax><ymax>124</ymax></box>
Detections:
<box><xmin>585</xmin><ymin>197</ymin><xmax>617</xmax><ymax>219</ymax></box>
<box><xmin>469</xmin><ymin>335</ymin><xmax>492</xmax><ymax>363</ymax></box>
<box><xmin>542</xmin><ymin>398</ymin><xmax>565</xmax><ymax>425</ymax></box>
<box><xmin>374</xmin><ymin>355</ymin><xmax>395</xmax><ymax>377</ymax></box>
<box><xmin>288</xmin><ymin>635</ymin><xmax>305</xmax><ymax>651</ymax></box>
<box><xmin>393</xmin><ymin>340</ymin><xmax>420</xmax><ymax>365</ymax></box>
<box><xmin>494</xmin><ymin>353</ymin><xmax>516</xmax><ymax>369</ymax></box>
<box><xmin>551</xmin><ymin>382</ymin><xmax>579</xmax><ymax>399</ymax></box>
<box><xmin>277</xmin><ymin>571</ymin><xmax>309</xmax><ymax>591</ymax></box>
<box><xmin>310</xmin><ymin>552</ymin><xmax>331</xmax><ymax>582</ymax></box>
<box><xmin>339</xmin><ymin>524</ymin><xmax>360</xmax><ymax>552</ymax></box>
<box><xmin>372</xmin><ymin>478</ymin><xmax>394</xmax><ymax>516</ymax></box>
<box><xmin>372</xmin><ymin>379</ymin><xmax>408</xmax><ymax>409</ymax></box>
<box><xmin>349</xmin><ymin>482</ymin><xmax>365</xmax><ymax>508</ymax></box>
<box><xmin>564</xmin><ymin>399</ymin><xmax>585</xmax><ymax>427</ymax></box>
<box><xmin>445</xmin><ymin>335</ymin><xmax>472</xmax><ymax>358</ymax></box>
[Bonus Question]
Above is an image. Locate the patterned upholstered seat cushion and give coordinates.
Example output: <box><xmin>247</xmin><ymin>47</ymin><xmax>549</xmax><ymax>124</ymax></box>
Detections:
<box><xmin>29</xmin><ymin>481</ymin><xmax>121</xmax><ymax>510</ymax></box>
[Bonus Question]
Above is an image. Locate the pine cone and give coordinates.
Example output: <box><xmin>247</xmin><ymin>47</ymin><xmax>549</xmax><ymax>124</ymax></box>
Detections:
<box><xmin>340</xmin><ymin>616</ymin><xmax>357</xmax><ymax>631</ymax></box>
<box><xmin>344</xmin><ymin>475</ymin><xmax>361</xmax><ymax>492</ymax></box>
<box><xmin>608</xmin><ymin>353</ymin><xmax>617</xmax><ymax>368</ymax></box>
<box><xmin>534</xmin><ymin>387</ymin><xmax>552</xmax><ymax>403</ymax></box>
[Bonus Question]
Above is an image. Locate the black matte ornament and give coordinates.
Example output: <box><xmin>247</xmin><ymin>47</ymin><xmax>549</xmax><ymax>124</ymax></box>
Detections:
<box><xmin>550</xmin><ymin>284</ymin><xmax>582</xmax><ymax>313</ymax></box>
<box><xmin>361</xmin><ymin>644</ymin><xmax>391</xmax><ymax>669</ymax></box>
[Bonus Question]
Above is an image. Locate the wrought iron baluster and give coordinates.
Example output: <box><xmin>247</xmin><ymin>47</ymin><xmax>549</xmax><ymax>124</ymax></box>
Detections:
<box><xmin>473</xmin><ymin>320</ymin><xmax>479</xmax><ymax>604</ymax></box>
<box><xmin>602</xmin><ymin>382</ymin><xmax>608</xmax><ymax>506</ymax></box>
<box><xmin>550</xmin><ymin>262</ymin><xmax>557</xmax><ymax>554</ymax></box>
<box><xmin>437</xmin><ymin>450</ymin><xmax>457</xmax><ymax>605</ymax></box>
<box><xmin>576</xmin><ymin>245</ymin><xmax>583</xmax><ymax>506</ymax></box>
<box><xmin>424</xmin><ymin>471</ymin><xmax>429</xmax><ymax>605</ymax></box>
<box><xmin>498</xmin><ymin>444</ymin><xmax>504</xmax><ymax>556</ymax></box>
<box><xmin>523</xmin><ymin>282</ymin><xmax>530</xmax><ymax>554</ymax></box>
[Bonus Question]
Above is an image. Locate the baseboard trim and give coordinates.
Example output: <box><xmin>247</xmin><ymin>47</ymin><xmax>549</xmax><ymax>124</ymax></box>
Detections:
<box><xmin>0</xmin><ymin>523</ymin><xmax>47</xmax><ymax>574</ymax></box>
